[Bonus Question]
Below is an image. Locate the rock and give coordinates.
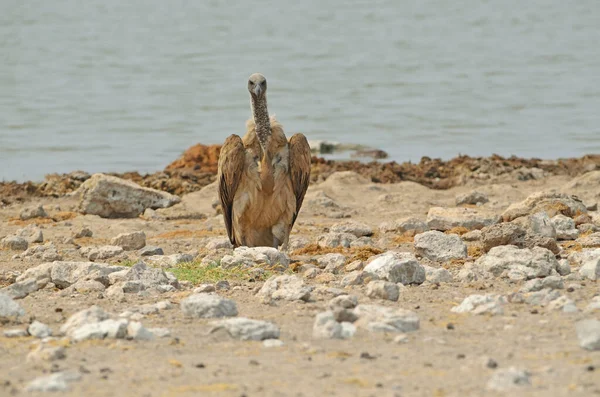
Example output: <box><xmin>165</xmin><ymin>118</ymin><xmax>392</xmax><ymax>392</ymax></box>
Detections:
<box><xmin>576</xmin><ymin>319</ymin><xmax>600</xmax><ymax>351</ymax></box>
<box><xmin>127</xmin><ymin>321</ymin><xmax>154</xmax><ymax>340</ymax></box>
<box><xmin>312</xmin><ymin>311</ymin><xmax>356</xmax><ymax>339</ymax></box>
<box><xmin>363</xmin><ymin>252</ymin><xmax>425</xmax><ymax>285</ymax></box>
<box><xmin>523</xmin><ymin>288</ymin><xmax>563</xmax><ymax>306</ymax></box>
<box><xmin>72</xmin><ymin>279</ymin><xmax>106</xmax><ymax>293</ymax></box>
<box><xmin>50</xmin><ymin>261</ymin><xmax>125</xmax><ymax>289</ymax></box>
<box><xmin>27</xmin><ymin>345</ymin><xmax>66</xmax><ymax>363</ymax></box>
<box><xmin>317</xmin><ymin>253</ymin><xmax>346</xmax><ymax>273</ymax></box>
<box><xmin>78</xmin><ymin>173</ymin><xmax>181</xmax><ymax>218</ymax></box>
<box><xmin>451</xmin><ymin>294</ymin><xmax>507</xmax><ymax>315</ymax></box>
<box><xmin>16</xmin><ymin>225</ymin><xmax>43</xmax><ymax>243</ymax></box>
<box><xmin>82</xmin><ymin>245</ymin><xmax>124</xmax><ymax>261</ymax></box>
<box><xmin>462</xmin><ymin>230</ymin><xmax>482</xmax><ymax>241</ymax></box>
<box><xmin>579</xmin><ymin>257</ymin><xmax>600</xmax><ymax>280</ymax></box>
<box><xmin>287</xmin><ymin>236</ymin><xmax>310</xmax><ymax>250</ymax></box>
<box><xmin>551</xmin><ymin>214</ymin><xmax>579</xmax><ymax>240</ymax></box>
<box><xmin>366</xmin><ymin>280</ymin><xmax>399</xmax><ymax>301</ymax></box>
<box><xmin>194</xmin><ymin>284</ymin><xmax>216</xmax><ymax>293</ymax></box>
<box><xmin>210</xmin><ymin>318</ymin><xmax>280</xmax><ymax>341</ymax></box>
<box><xmin>330</xmin><ymin>221</ymin><xmax>373</xmax><ymax>237</ymax></box>
<box><xmin>481</xmin><ymin>223</ymin><xmax>526</xmax><ymax>252</ymax></box>
<box><xmin>257</xmin><ymin>275</ymin><xmax>312</xmax><ymax>303</ymax></box>
<box><xmin>486</xmin><ymin>367</ymin><xmax>531</xmax><ymax>391</ymax></box>
<box><xmin>345</xmin><ymin>260</ymin><xmax>364</xmax><ymax>272</ymax></box>
<box><xmin>456</xmin><ymin>190</ymin><xmax>489</xmax><ymax>206</ymax></box>
<box><xmin>524</xmin><ymin>212</ymin><xmax>557</xmax><ymax>239</ymax></box>
<box><xmin>138</xmin><ymin>246</ymin><xmax>164</xmax><ymax>256</ymax></box>
<box><xmin>316</xmin><ymin>232</ymin><xmax>357</xmax><ymax>248</ymax></box>
<box><xmin>205</xmin><ymin>237</ymin><xmax>233</xmax><ymax>250</ymax></box>
<box><xmin>71</xmin><ymin>319</ymin><xmax>129</xmax><ymax>342</ymax></box>
<box><xmin>547</xmin><ymin>296</ymin><xmax>578</xmax><ymax>313</ymax></box>
<box><xmin>0</xmin><ymin>236</ymin><xmax>28</xmax><ymax>251</ymax></box>
<box><xmin>28</xmin><ymin>321</ymin><xmax>52</xmax><ymax>338</ymax></box>
<box><xmin>379</xmin><ymin>217</ymin><xmax>429</xmax><ymax>236</ymax></box>
<box><xmin>426</xmin><ymin>207</ymin><xmax>500</xmax><ymax>231</ymax></box>
<box><xmin>586</xmin><ymin>296</ymin><xmax>600</xmax><ymax>312</ymax></box>
<box><xmin>16</xmin><ymin>262</ymin><xmax>54</xmax><ymax>282</ymax></box>
<box><xmin>147</xmin><ymin>327</ymin><xmax>171</xmax><ymax>338</ymax></box>
<box><xmin>314</xmin><ymin>273</ymin><xmax>336</xmax><ymax>284</ymax></box>
<box><xmin>122</xmin><ymin>261</ymin><xmax>178</xmax><ymax>290</ymax></box>
<box><xmin>424</xmin><ymin>266</ymin><xmax>453</xmax><ymax>283</ymax></box>
<box><xmin>145</xmin><ymin>253</ymin><xmax>194</xmax><ymax>269</ymax></box>
<box><xmin>221</xmin><ymin>247</ymin><xmax>289</xmax><ymax>268</ymax></box>
<box><xmin>73</xmin><ymin>226</ymin><xmax>93</xmax><ymax>238</ymax></box>
<box><xmin>20</xmin><ymin>204</ymin><xmax>47</xmax><ymax>220</ymax></box>
<box><xmin>4</xmin><ymin>329</ymin><xmax>28</xmax><ymax>337</ymax></box>
<box><xmin>556</xmin><ymin>259</ymin><xmax>571</xmax><ymax>276</ymax></box>
<box><xmin>503</xmin><ymin>191</ymin><xmax>587</xmax><ymax>222</ymax></box>
<box><xmin>111</xmin><ymin>231</ymin><xmax>146</xmax><ymax>251</ymax></box>
<box><xmin>414</xmin><ymin>231</ymin><xmax>467</xmax><ymax>262</ymax></box>
<box><xmin>60</xmin><ymin>305</ymin><xmax>110</xmax><ymax>337</ymax></box>
<box><xmin>520</xmin><ymin>276</ymin><xmax>564</xmax><ymax>293</ymax></box>
<box><xmin>0</xmin><ymin>292</ymin><xmax>26</xmax><ymax>320</ymax></box>
<box><xmin>263</xmin><ymin>339</ymin><xmax>284</xmax><ymax>348</ymax></box>
<box><xmin>473</xmin><ymin>246</ymin><xmax>558</xmax><ymax>280</ymax></box>
<box><xmin>577</xmin><ymin>232</ymin><xmax>600</xmax><ymax>248</ymax></box>
<box><xmin>180</xmin><ymin>293</ymin><xmax>238</xmax><ymax>318</ymax></box>
<box><xmin>340</xmin><ymin>271</ymin><xmax>370</xmax><ymax>286</ymax></box>
<box><xmin>1</xmin><ymin>278</ymin><xmax>41</xmax><ymax>299</ymax></box>
<box><xmin>328</xmin><ymin>295</ymin><xmax>359</xmax><ymax>310</ymax></box>
<box><xmin>303</xmin><ymin>268</ymin><xmax>321</xmax><ymax>279</ymax></box>
<box><xmin>353</xmin><ymin>305</ymin><xmax>420</xmax><ymax>333</ymax></box>
<box><xmin>25</xmin><ymin>372</ymin><xmax>81</xmax><ymax>392</ymax></box>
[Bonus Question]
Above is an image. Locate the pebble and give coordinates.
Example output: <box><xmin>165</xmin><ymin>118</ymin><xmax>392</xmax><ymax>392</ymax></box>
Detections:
<box><xmin>363</xmin><ymin>252</ymin><xmax>425</xmax><ymax>285</ymax></box>
<box><xmin>0</xmin><ymin>236</ymin><xmax>28</xmax><ymax>251</ymax></box>
<box><xmin>215</xmin><ymin>280</ymin><xmax>230</xmax><ymax>291</ymax></box>
<box><xmin>576</xmin><ymin>319</ymin><xmax>600</xmax><ymax>351</ymax></box>
<box><xmin>414</xmin><ymin>231</ymin><xmax>467</xmax><ymax>262</ymax></box>
<box><xmin>316</xmin><ymin>232</ymin><xmax>357</xmax><ymax>248</ymax></box>
<box><xmin>180</xmin><ymin>293</ymin><xmax>238</xmax><ymax>318</ymax></box>
<box><xmin>28</xmin><ymin>321</ymin><xmax>52</xmax><ymax>338</ymax></box>
<box><xmin>138</xmin><ymin>245</ymin><xmax>164</xmax><ymax>256</ymax></box>
<box><xmin>366</xmin><ymin>280</ymin><xmax>399</xmax><ymax>301</ymax></box>
<box><xmin>318</xmin><ymin>253</ymin><xmax>347</xmax><ymax>273</ymax></box>
<box><xmin>256</xmin><ymin>275</ymin><xmax>313</xmax><ymax>303</ymax></box>
<box><xmin>473</xmin><ymin>245</ymin><xmax>557</xmax><ymax>280</ymax></box>
<box><xmin>20</xmin><ymin>204</ymin><xmax>47</xmax><ymax>220</ymax></box>
<box><xmin>148</xmin><ymin>327</ymin><xmax>171</xmax><ymax>338</ymax></box>
<box><xmin>579</xmin><ymin>257</ymin><xmax>600</xmax><ymax>281</ymax></box>
<box><xmin>551</xmin><ymin>214</ymin><xmax>579</xmax><ymax>240</ymax></box>
<box><xmin>111</xmin><ymin>231</ymin><xmax>146</xmax><ymax>251</ymax></box>
<box><xmin>424</xmin><ymin>266</ymin><xmax>453</xmax><ymax>283</ymax></box>
<box><xmin>25</xmin><ymin>371</ymin><xmax>81</xmax><ymax>392</ymax></box>
<box><xmin>330</xmin><ymin>221</ymin><xmax>373</xmax><ymax>237</ymax></box>
<box><xmin>353</xmin><ymin>304</ymin><xmax>420</xmax><ymax>333</ymax></box>
<box><xmin>221</xmin><ymin>246</ymin><xmax>289</xmax><ymax>268</ymax></box>
<box><xmin>328</xmin><ymin>295</ymin><xmax>359</xmax><ymax>310</ymax></box>
<box><xmin>210</xmin><ymin>317</ymin><xmax>280</xmax><ymax>341</ymax></box>
<box><xmin>16</xmin><ymin>224</ymin><xmax>44</xmax><ymax>243</ymax></box>
<box><xmin>486</xmin><ymin>367</ymin><xmax>530</xmax><ymax>391</ymax></box>
<box><xmin>263</xmin><ymin>339</ymin><xmax>285</xmax><ymax>348</ymax></box>
<box><xmin>456</xmin><ymin>190</ymin><xmax>489</xmax><ymax>206</ymax></box>
<box><xmin>127</xmin><ymin>321</ymin><xmax>154</xmax><ymax>340</ymax></box>
<box><xmin>312</xmin><ymin>311</ymin><xmax>356</xmax><ymax>339</ymax></box>
<box><xmin>451</xmin><ymin>294</ymin><xmax>506</xmax><ymax>315</ymax></box>
<box><xmin>0</xmin><ymin>292</ymin><xmax>26</xmax><ymax>320</ymax></box>
<box><xmin>340</xmin><ymin>271</ymin><xmax>369</xmax><ymax>286</ymax></box>
<box><xmin>73</xmin><ymin>226</ymin><xmax>93</xmax><ymax>238</ymax></box>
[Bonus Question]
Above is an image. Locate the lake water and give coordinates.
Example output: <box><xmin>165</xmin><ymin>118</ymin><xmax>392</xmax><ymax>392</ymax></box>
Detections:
<box><xmin>2</xmin><ymin>0</ymin><xmax>600</xmax><ymax>182</ymax></box>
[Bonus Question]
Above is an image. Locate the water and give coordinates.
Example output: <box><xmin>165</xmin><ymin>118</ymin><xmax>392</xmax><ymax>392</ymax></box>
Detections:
<box><xmin>2</xmin><ymin>0</ymin><xmax>600</xmax><ymax>182</ymax></box>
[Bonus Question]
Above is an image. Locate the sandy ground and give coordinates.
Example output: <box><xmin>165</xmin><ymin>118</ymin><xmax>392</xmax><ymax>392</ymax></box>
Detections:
<box><xmin>1</xmin><ymin>169</ymin><xmax>599</xmax><ymax>397</ymax></box>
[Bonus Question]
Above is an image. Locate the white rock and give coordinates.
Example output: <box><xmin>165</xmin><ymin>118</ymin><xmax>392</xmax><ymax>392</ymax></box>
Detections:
<box><xmin>73</xmin><ymin>226</ymin><xmax>93</xmax><ymax>238</ymax></box>
<box><xmin>551</xmin><ymin>214</ymin><xmax>579</xmax><ymax>240</ymax></box>
<box><xmin>474</xmin><ymin>246</ymin><xmax>558</xmax><ymax>280</ymax></box>
<box><xmin>579</xmin><ymin>257</ymin><xmax>600</xmax><ymax>280</ymax></box>
<box><xmin>456</xmin><ymin>190</ymin><xmax>489</xmax><ymax>206</ymax></box>
<box><xmin>379</xmin><ymin>217</ymin><xmax>428</xmax><ymax>236</ymax></box>
<box><xmin>527</xmin><ymin>212</ymin><xmax>557</xmax><ymax>239</ymax></box>
<box><xmin>586</xmin><ymin>296</ymin><xmax>600</xmax><ymax>312</ymax></box>
<box><xmin>328</xmin><ymin>295</ymin><xmax>359</xmax><ymax>310</ymax></box>
<box><xmin>71</xmin><ymin>319</ymin><xmax>129</xmax><ymax>342</ymax></box>
<box><xmin>60</xmin><ymin>305</ymin><xmax>110</xmax><ymax>336</ymax></box>
<box><xmin>3</xmin><ymin>329</ymin><xmax>28</xmax><ymax>337</ymax></box>
<box><xmin>111</xmin><ymin>231</ymin><xmax>146</xmax><ymax>251</ymax></box>
<box><xmin>120</xmin><ymin>261</ymin><xmax>178</xmax><ymax>290</ymax></box>
<box><xmin>424</xmin><ymin>266</ymin><xmax>453</xmax><ymax>283</ymax></box>
<box><xmin>288</xmin><ymin>236</ymin><xmax>310</xmax><ymax>250</ymax></box>
<box><xmin>84</xmin><ymin>245</ymin><xmax>124</xmax><ymax>261</ymax></box>
<box><xmin>556</xmin><ymin>259</ymin><xmax>571</xmax><ymax>276</ymax></box>
<box><xmin>50</xmin><ymin>261</ymin><xmax>126</xmax><ymax>289</ymax></box>
<box><xmin>366</xmin><ymin>280</ymin><xmax>399</xmax><ymax>301</ymax></box>
<box><xmin>318</xmin><ymin>253</ymin><xmax>346</xmax><ymax>273</ymax></box>
<box><xmin>312</xmin><ymin>311</ymin><xmax>355</xmax><ymax>339</ymax></box>
<box><xmin>20</xmin><ymin>204</ymin><xmax>47</xmax><ymax>220</ymax></box>
<box><xmin>27</xmin><ymin>345</ymin><xmax>66</xmax><ymax>363</ymax></box>
<box><xmin>353</xmin><ymin>304</ymin><xmax>419</xmax><ymax>333</ymax></box>
<box><xmin>257</xmin><ymin>275</ymin><xmax>313</xmax><ymax>302</ymax></box>
<box><xmin>363</xmin><ymin>252</ymin><xmax>425</xmax><ymax>285</ymax></box>
<box><xmin>486</xmin><ymin>367</ymin><xmax>531</xmax><ymax>391</ymax></box>
<box><xmin>330</xmin><ymin>221</ymin><xmax>373</xmax><ymax>237</ymax></box>
<box><xmin>180</xmin><ymin>293</ymin><xmax>238</xmax><ymax>318</ymax></box>
<box><xmin>263</xmin><ymin>339</ymin><xmax>285</xmax><ymax>347</ymax></box>
<box><xmin>221</xmin><ymin>247</ymin><xmax>289</xmax><ymax>268</ymax></box>
<box><xmin>210</xmin><ymin>317</ymin><xmax>280</xmax><ymax>341</ymax></box>
<box><xmin>414</xmin><ymin>231</ymin><xmax>467</xmax><ymax>262</ymax></box>
<box><xmin>147</xmin><ymin>327</ymin><xmax>171</xmax><ymax>338</ymax></box>
<box><xmin>1</xmin><ymin>278</ymin><xmax>41</xmax><ymax>299</ymax></box>
<box><xmin>547</xmin><ymin>296</ymin><xmax>578</xmax><ymax>313</ymax></box>
<box><xmin>576</xmin><ymin>319</ymin><xmax>600</xmax><ymax>351</ymax></box>
<box><xmin>145</xmin><ymin>253</ymin><xmax>194</xmax><ymax>269</ymax></box>
<box><xmin>127</xmin><ymin>321</ymin><xmax>154</xmax><ymax>340</ymax></box>
<box><xmin>0</xmin><ymin>292</ymin><xmax>26</xmax><ymax>320</ymax></box>
<box><xmin>340</xmin><ymin>271</ymin><xmax>370</xmax><ymax>286</ymax></box>
<box><xmin>0</xmin><ymin>236</ymin><xmax>28</xmax><ymax>251</ymax></box>
<box><xmin>16</xmin><ymin>262</ymin><xmax>54</xmax><ymax>282</ymax></box>
<box><xmin>25</xmin><ymin>372</ymin><xmax>81</xmax><ymax>392</ymax></box>
<box><xmin>316</xmin><ymin>232</ymin><xmax>357</xmax><ymax>248</ymax></box>
<box><xmin>205</xmin><ymin>237</ymin><xmax>233</xmax><ymax>250</ymax></box>
<box><xmin>16</xmin><ymin>224</ymin><xmax>44</xmax><ymax>243</ymax></box>
<box><xmin>28</xmin><ymin>321</ymin><xmax>52</xmax><ymax>338</ymax></box>
<box><xmin>451</xmin><ymin>294</ymin><xmax>506</xmax><ymax>315</ymax></box>
<box><xmin>519</xmin><ymin>276</ymin><xmax>564</xmax><ymax>293</ymax></box>
<box><xmin>78</xmin><ymin>173</ymin><xmax>181</xmax><ymax>218</ymax></box>
<box><xmin>427</xmin><ymin>207</ymin><xmax>500</xmax><ymax>231</ymax></box>
<box><xmin>502</xmin><ymin>191</ymin><xmax>587</xmax><ymax>222</ymax></box>
<box><xmin>523</xmin><ymin>288</ymin><xmax>562</xmax><ymax>306</ymax></box>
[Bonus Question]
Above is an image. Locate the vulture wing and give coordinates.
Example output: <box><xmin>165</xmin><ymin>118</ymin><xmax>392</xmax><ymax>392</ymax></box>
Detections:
<box><xmin>288</xmin><ymin>133</ymin><xmax>311</xmax><ymax>228</ymax></box>
<box><xmin>217</xmin><ymin>134</ymin><xmax>245</xmax><ymax>245</ymax></box>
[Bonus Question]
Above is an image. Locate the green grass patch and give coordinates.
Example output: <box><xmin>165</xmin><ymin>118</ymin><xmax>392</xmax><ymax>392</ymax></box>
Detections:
<box><xmin>166</xmin><ymin>262</ymin><xmax>284</xmax><ymax>285</ymax></box>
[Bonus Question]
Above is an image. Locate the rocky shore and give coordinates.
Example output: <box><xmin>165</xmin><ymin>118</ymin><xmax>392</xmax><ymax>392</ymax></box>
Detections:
<box><xmin>1</xmin><ymin>147</ymin><xmax>600</xmax><ymax>396</ymax></box>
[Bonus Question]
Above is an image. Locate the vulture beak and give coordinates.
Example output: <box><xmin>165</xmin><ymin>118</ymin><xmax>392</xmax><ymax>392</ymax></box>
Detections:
<box><xmin>253</xmin><ymin>84</ymin><xmax>262</xmax><ymax>97</ymax></box>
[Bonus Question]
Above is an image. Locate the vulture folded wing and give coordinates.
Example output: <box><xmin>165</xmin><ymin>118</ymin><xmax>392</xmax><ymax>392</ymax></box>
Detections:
<box><xmin>288</xmin><ymin>133</ymin><xmax>311</xmax><ymax>227</ymax></box>
<box><xmin>217</xmin><ymin>134</ymin><xmax>245</xmax><ymax>245</ymax></box>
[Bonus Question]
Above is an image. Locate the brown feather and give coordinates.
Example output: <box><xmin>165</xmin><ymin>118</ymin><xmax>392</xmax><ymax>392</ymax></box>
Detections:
<box><xmin>288</xmin><ymin>133</ymin><xmax>311</xmax><ymax>227</ymax></box>
<box><xmin>217</xmin><ymin>134</ymin><xmax>245</xmax><ymax>245</ymax></box>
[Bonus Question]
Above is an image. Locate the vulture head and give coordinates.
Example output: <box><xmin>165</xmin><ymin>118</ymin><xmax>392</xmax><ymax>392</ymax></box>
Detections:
<box><xmin>248</xmin><ymin>73</ymin><xmax>267</xmax><ymax>99</ymax></box>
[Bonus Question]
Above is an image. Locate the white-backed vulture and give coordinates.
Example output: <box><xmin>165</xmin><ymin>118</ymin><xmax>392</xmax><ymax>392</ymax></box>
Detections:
<box><xmin>217</xmin><ymin>73</ymin><xmax>311</xmax><ymax>250</ymax></box>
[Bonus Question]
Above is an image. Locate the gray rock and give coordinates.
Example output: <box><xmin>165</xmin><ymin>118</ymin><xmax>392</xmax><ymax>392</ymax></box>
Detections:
<box><xmin>82</xmin><ymin>245</ymin><xmax>124</xmax><ymax>261</ymax></box>
<box><xmin>111</xmin><ymin>231</ymin><xmax>146</xmax><ymax>251</ymax></box>
<box><xmin>71</xmin><ymin>319</ymin><xmax>129</xmax><ymax>342</ymax></box>
<box><xmin>257</xmin><ymin>275</ymin><xmax>313</xmax><ymax>302</ymax></box>
<box><xmin>556</xmin><ymin>259</ymin><xmax>572</xmax><ymax>276</ymax></box>
<box><xmin>221</xmin><ymin>247</ymin><xmax>289</xmax><ymax>268</ymax></box>
<box><xmin>363</xmin><ymin>252</ymin><xmax>425</xmax><ymax>285</ymax></box>
<box><xmin>20</xmin><ymin>204</ymin><xmax>47</xmax><ymax>220</ymax></box>
<box><xmin>25</xmin><ymin>371</ymin><xmax>81</xmax><ymax>392</ymax></box>
<box><xmin>303</xmin><ymin>268</ymin><xmax>321</xmax><ymax>279</ymax></box>
<box><xmin>16</xmin><ymin>224</ymin><xmax>44</xmax><ymax>243</ymax></box>
<box><xmin>0</xmin><ymin>236</ymin><xmax>28</xmax><ymax>251</ymax></box>
<box><xmin>318</xmin><ymin>253</ymin><xmax>346</xmax><ymax>273</ymax></box>
<box><xmin>330</xmin><ymin>221</ymin><xmax>373</xmax><ymax>237</ymax></box>
<box><xmin>328</xmin><ymin>295</ymin><xmax>359</xmax><ymax>310</ymax></box>
<box><xmin>551</xmin><ymin>214</ymin><xmax>579</xmax><ymax>240</ymax></box>
<box><xmin>579</xmin><ymin>257</ymin><xmax>600</xmax><ymax>280</ymax></box>
<box><xmin>379</xmin><ymin>217</ymin><xmax>429</xmax><ymax>236</ymax></box>
<box><xmin>486</xmin><ymin>367</ymin><xmax>531</xmax><ymax>391</ymax></box>
<box><xmin>352</xmin><ymin>304</ymin><xmax>419</xmax><ymax>333</ymax></box>
<box><xmin>462</xmin><ymin>229</ymin><xmax>482</xmax><ymax>241</ymax></box>
<box><xmin>16</xmin><ymin>262</ymin><xmax>54</xmax><ymax>283</ymax></box>
<box><xmin>287</xmin><ymin>236</ymin><xmax>310</xmax><ymax>250</ymax></box>
<box><xmin>60</xmin><ymin>305</ymin><xmax>110</xmax><ymax>337</ymax></box>
<box><xmin>576</xmin><ymin>319</ymin><xmax>600</xmax><ymax>351</ymax></box>
<box><xmin>312</xmin><ymin>311</ymin><xmax>356</xmax><ymax>339</ymax></box>
<box><xmin>1</xmin><ymin>278</ymin><xmax>41</xmax><ymax>299</ymax></box>
<box><xmin>526</xmin><ymin>212</ymin><xmax>557</xmax><ymax>239</ymax></box>
<box><xmin>424</xmin><ymin>266</ymin><xmax>453</xmax><ymax>283</ymax></box>
<box><xmin>456</xmin><ymin>190</ymin><xmax>489</xmax><ymax>206</ymax></box>
<box><xmin>194</xmin><ymin>284</ymin><xmax>216</xmax><ymax>293</ymax></box>
<box><xmin>426</xmin><ymin>207</ymin><xmax>500</xmax><ymax>231</ymax></box>
<box><xmin>147</xmin><ymin>327</ymin><xmax>171</xmax><ymax>338</ymax></box>
<box><xmin>210</xmin><ymin>317</ymin><xmax>280</xmax><ymax>341</ymax></box>
<box><xmin>568</xmin><ymin>249</ymin><xmax>600</xmax><ymax>267</ymax></box>
<box><xmin>481</xmin><ymin>223</ymin><xmax>526</xmax><ymax>252</ymax></box>
<box><xmin>205</xmin><ymin>237</ymin><xmax>234</xmax><ymax>250</ymax></box>
<box><xmin>126</xmin><ymin>321</ymin><xmax>154</xmax><ymax>340</ymax></box>
<box><xmin>340</xmin><ymin>271</ymin><xmax>370</xmax><ymax>286</ymax></box>
<box><xmin>50</xmin><ymin>261</ymin><xmax>126</xmax><ymax>289</ymax></box>
<box><xmin>414</xmin><ymin>231</ymin><xmax>467</xmax><ymax>262</ymax></box>
<box><xmin>180</xmin><ymin>293</ymin><xmax>238</xmax><ymax>318</ymax></box>
<box><xmin>502</xmin><ymin>191</ymin><xmax>587</xmax><ymax>222</ymax></box>
<box><xmin>0</xmin><ymin>292</ymin><xmax>26</xmax><ymax>320</ymax></box>
<box><xmin>316</xmin><ymin>232</ymin><xmax>357</xmax><ymax>248</ymax></box>
<box><xmin>366</xmin><ymin>280</ymin><xmax>399</xmax><ymax>301</ymax></box>
<box><xmin>451</xmin><ymin>294</ymin><xmax>507</xmax><ymax>315</ymax></box>
<box><xmin>145</xmin><ymin>253</ymin><xmax>194</xmax><ymax>269</ymax></box>
<box><xmin>3</xmin><ymin>328</ymin><xmax>28</xmax><ymax>337</ymax></box>
<box><xmin>71</xmin><ymin>279</ymin><xmax>107</xmax><ymax>293</ymax></box>
<box><xmin>27</xmin><ymin>345</ymin><xmax>66</xmax><ymax>363</ymax></box>
<box><xmin>122</xmin><ymin>261</ymin><xmax>178</xmax><ymax>290</ymax></box>
<box><xmin>519</xmin><ymin>276</ymin><xmax>564</xmax><ymax>293</ymax></box>
<box><xmin>138</xmin><ymin>246</ymin><xmax>164</xmax><ymax>256</ymax></box>
<box><xmin>73</xmin><ymin>226</ymin><xmax>93</xmax><ymax>238</ymax></box>
<box><xmin>473</xmin><ymin>246</ymin><xmax>558</xmax><ymax>280</ymax></box>
<box><xmin>28</xmin><ymin>321</ymin><xmax>52</xmax><ymax>338</ymax></box>
<box><xmin>523</xmin><ymin>288</ymin><xmax>563</xmax><ymax>306</ymax></box>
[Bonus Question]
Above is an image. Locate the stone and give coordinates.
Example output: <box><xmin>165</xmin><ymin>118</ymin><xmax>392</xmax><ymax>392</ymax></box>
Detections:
<box><xmin>473</xmin><ymin>246</ymin><xmax>558</xmax><ymax>280</ymax></box>
<box><xmin>20</xmin><ymin>204</ymin><xmax>47</xmax><ymax>220</ymax></box>
<box><xmin>345</xmin><ymin>260</ymin><xmax>364</xmax><ymax>272</ymax></box>
<box><xmin>578</xmin><ymin>232</ymin><xmax>600</xmax><ymax>248</ymax></box>
<box><xmin>145</xmin><ymin>253</ymin><xmax>194</xmax><ymax>269</ymax></box>
<box><xmin>366</xmin><ymin>280</ymin><xmax>399</xmax><ymax>301</ymax></box>
<box><xmin>0</xmin><ymin>292</ymin><xmax>26</xmax><ymax>320</ymax></box>
<box><xmin>328</xmin><ymin>295</ymin><xmax>359</xmax><ymax>310</ymax></box>
<box><xmin>481</xmin><ymin>223</ymin><xmax>526</xmax><ymax>252</ymax></box>
<box><xmin>451</xmin><ymin>294</ymin><xmax>507</xmax><ymax>315</ymax></box>
<box><xmin>60</xmin><ymin>305</ymin><xmax>110</xmax><ymax>337</ymax></box>
<box><xmin>486</xmin><ymin>367</ymin><xmax>531</xmax><ymax>391</ymax></box>
<box><xmin>502</xmin><ymin>191</ymin><xmax>587</xmax><ymax>222</ymax></box>
<box><xmin>221</xmin><ymin>247</ymin><xmax>289</xmax><ymax>268</ymax></box>
<box><xmin>379</xmin><ymin>217</ymin><xmax>429</xmax><ymax>236</ymax></box>
<box><xmin>1</xmin><ymin>278</ymin><xmax>41</xmax><ymax>299</ymax></box>
<box><xmin>111</xmin><ymin>231</ymin><xmax>146</xmax><ymax>251</ymax></box>
<box><xmin>257</xmin><ymin>275</ymin><xmax>313</xmax><ymax>302</ymax></box>
<box><xmin>27</xmin><ymin>345</ymin><xmax>66</xmax><ymax>363</ymax></box>
<box><xmin>317</xmin><ymin>232</ymin><xmax>357</xmax><ymax>248</ymax></box>
<box><xmin>303</xmin><ymin>268</ymin><xmax>320</xmax><ymax>279</ymax></box>
<box><xmin>363</xmin><ymin>252</ymin><xmax>425</xmax><ymax>285</ymax></box>
<box><xmin>73</xmin><ymin>226</ymin><xmax>93</xmax><ymax>238</ymax></box>
<box><xmin>25</xmin><ymin>372</ymin><xmax>81</xmax><ymax>392</ymax></box>
<box><xmin>205</xmin><ymin>237</ymin><xmax>234</xmax><ymax>250</ymax></box>
<box><xmin>551</xmin><ymin>214</ymin><xmax>579</xmax><ymax>240</ymax></box>
<box><xmin>0</xmin><ymin>236</ymin><xmax>28</xmax><ymax>251</ymax></box>
<box><xmin>523</xmin><ymin>288</ymin><xmax>562</xmax><ymax>306</ymax></box>
<box><xmin>556</xmin><ymin>259</ymin><xmax>571</xmax><ymax>276</ymax></box>
<box><xmin>194</xmin><ymin>284</ymin><xmax>216</xmax><ymax>293</ymax></box>
<box><xmin>424</xmin><ymin>266</ymin><xmax>453</xmax><ymax>283</ymax></box>
<box><xmin>137</xmin><ymin>246</ymin><xmax>163</xmax><ymax>257</ymax></box>
<box><xmin>16</xmin><ymin>224</ymin><xmax>43</xmax><ymax>243</ymax></box>
<box><xmin>586</xmin><ymin>296</ymin><xmax>600</xmax><ymax>311</ymax></box>
<box><xmin>78</xmin><ymin>173</ymin><xmax>181</xmax><ymax>218</ymax></box>
<box><xmin>127</xmin><ymin>321</ymin><xmax>154</xmax><ymax>340</ymax></box>
<box><xmin>330</xmin><ymin>221</ymin><xmax>373</xmax><ymax>237</ymax></box>
<box><xmin>16</xmin><ymin>262</ymin><xmax>54</xmax><ymax>283</ymax></box>
<box><xmin>180</xmin><ymin>293</ymin><xmax>238</xmax><ymax>318</ymax></box>
<box><xmin>579</xmin><ymin>257</ymin><xmax>600</xmax><ymax>280</ymax></box>
<box><xmin>426</xmin><ymin>207</ymin><xmax>500</xmax><ymax>231</ymax></box>
<box><xmin>525</xmin><ymin>212</ymin><xmax>557</xmax><ymax>239</ymax></box>
<box><xmin>576</xmin><ymin>319</ymin><xmax>600</xmax><ymax>351</ymax></box>
<box><xmin>122</xmin><ymin>261</ymin><xmax>178</xmax><ymax>290</ymax></box>
<box><xmin>317</xmin><ymin>253</ymin><xmax>346</xmax><ymax>273</ymax></box>
<box><xmin>4</xmin><ymin>329</ymin><xmax>28</xmax><ymax>337</ymax></box>
<box><xmin>312</xmin><ymin>311</ymin><xmax>356</xmax><ymax>339</ymax></box>
<box><xmin>147</xmin><ymin>328</ymin><xmax>171</xmax><ymax>338</ymax></box>
<box><xmin>288</xmin><ymin>236</ymin><xmax>310</xmax><ymax>250</ymax></box>
<box><xmin>263</xmin><ymin>339</ymin><xmax>284</xmax><ymax>348</ymax></box>
<box><xmin>547</xmin><ymin>296</ymin><xmax>578</xmax><ymax>313</ymax></box>
<box><xmin>520</xmin><ymin>276</ymin><xmax>564</xmax><ymax>293</ymax></box>
<box><xmin>456</xmin><ymin>190</ymin><xmax>489</xmax><ymax>206</ymax></box>
<box><xmin>340</xmin><ymin>271</ymin><xmax>370</xmax><ymax>286</ymax></box>
<box><xmin>28</xmin><ymin>321</ymin><xmax>52</xmax><ymax>338</ymax></box>
<box><xmin>71</xmin><ymin>319</ymin><xmax>129</xmax><ymax>342</ymax></box>
<box><xmin>462</xmin><ymin>230</ymin><xmax>482</xmax><ymax>241</ymax></box>
<box><xmin>353</xmin><ymin>305</ymin><xmax>419</xmax><ymax>333</ymax></box>
<box><xmin>210</xmin><ymin>317</ymin><xmax>280</xmax><ymax>341</ymax></box>
<box><xmin>50</xmin><ymin>261</ymin><xmax>125</xmax><ymax>289</ymax></box>
<box><xmin>81</xmin><ymin>245</ymin><xmax>124</xmax><ymax>261</ymax></box>
<box><xmin>414</xmin><ymin>231</ymin><xmax>467</xmax><ymax>262</ymax></box>
<box><xmin>72</xmin><ymin>279</ymin><xmax>107</xmax><ymax>293</ymax></box>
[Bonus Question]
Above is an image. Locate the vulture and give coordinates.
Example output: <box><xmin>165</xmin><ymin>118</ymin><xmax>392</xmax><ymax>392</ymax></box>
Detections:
<box><xmin>217</xmin><ymin>73</ymin><xmax>311</xmax><ymax>250</ymax></box>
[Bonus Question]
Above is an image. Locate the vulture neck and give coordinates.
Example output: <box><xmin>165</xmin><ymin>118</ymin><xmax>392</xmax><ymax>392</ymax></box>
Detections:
<box><xmin>251</xmin><ymin>95</ymin><xmax>274</xmax><ymax>193</ymax></box>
